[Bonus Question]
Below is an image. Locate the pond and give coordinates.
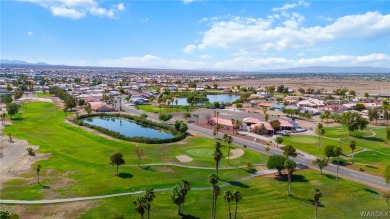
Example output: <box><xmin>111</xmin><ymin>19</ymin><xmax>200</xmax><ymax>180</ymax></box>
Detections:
<box><xmin>83</xmin><ymin>117</ymin><xmax>174</xmax><ymax>139</ymax></box>
<box><xmin>173</xmin><ymin>94</ymin><xmax>239</xmax><ymax>106</ymax></box>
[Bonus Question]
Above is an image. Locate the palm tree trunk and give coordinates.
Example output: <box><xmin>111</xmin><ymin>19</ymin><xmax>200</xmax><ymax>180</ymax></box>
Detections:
<box><xmin>214</xmin><ymin>196</ymin><xmax>218</xmax><ymax>219</ymax></box>
<box><xmin>318</xmin><ymin>135</ymin><xmax>321</xmax><ymax>150</ymax></box>
<box><xmin>211</xmin><ymin>195</ymin><xmax>215</xmax><ymax>219</ymax></box>
<box><xmin>228</xmin><ymin>146</ymin><xmax>231</xmax><ymax>165</ymax></box>
<box><xmin>336</xmin><ymin>156</ymin><xmax>339</xmax><ymax>180</ymax></box>
<box><xmin>352</xmin><ymin>150</ymin><xmax>354</xmax><ymax>164</ymax></box>
<box><xmin>116</xmin><ymin>165</ymin><xmax>119</xmax><ymax>174</ymax></box>
<box><xmin>315</xmin><ymin>204</ymin><xmax>318</xmax><ymax>219</ymax></box>
<box><xmin>234</xmin><ymin>202</ymin><xmax>238</xmax><ymax>219</ymax></box>
<box><xmin>228</xmin><ymin>202</ymin><xmax>231</xmax><ymax>219</ymax></box>
<box><xmin>177</xmin><ymin>204</ymin><xmax>180</xmax><ymax>216</ymax></box>
<box><xmin>320</xmin><ymin>168</ymin><xmax>323</xmax><ymax>175</ymax></box>
<box><xmin>216</xmin><ymin>162</ymin><xmax>219</xmax><ymax>174</ymax></box>
<box><xmin>288</xmin><ymin>173</ymin><xmax>291</xmax><ymax>196</ymax></box>
<box><xmin>148</xmin><ymin>206</ymin><xmax>150</xmax><ymax>219</ymax></box>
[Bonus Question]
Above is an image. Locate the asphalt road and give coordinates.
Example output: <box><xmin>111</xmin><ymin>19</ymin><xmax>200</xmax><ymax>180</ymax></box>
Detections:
<box><xmin>122</xmin><ymin>104</ymin><xmax>388</xmax><ymax>190</ymax></box>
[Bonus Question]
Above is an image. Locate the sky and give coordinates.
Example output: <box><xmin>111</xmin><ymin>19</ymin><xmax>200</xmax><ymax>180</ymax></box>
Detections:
<box><xmin>1</xmin><ymin>0</ymin><xmax>390</xmax><ymax>70</ymax></box>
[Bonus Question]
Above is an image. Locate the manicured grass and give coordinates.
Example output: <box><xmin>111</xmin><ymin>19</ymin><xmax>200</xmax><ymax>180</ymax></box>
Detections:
<box><xmin>1</xmin><ymin>102</ymin><xmax>265</xmax><ymax>200</ymax></box>
<box><xmin>137</xmin><ymin>105</ymin><xmax>188</xmax><ymax>113</ymax></box>
<box><xmin>286</xmin><ymin>125</ymin><xmax>390</xmax><ymax>175</ymax></box>
<box><xmin>80</xmin><ymin>170</ymin><xmax>387</xmax><ymax>219</ymax></box>
<box><xmin>283</xmin><ymin>135</ymin><xmax>351</xmax><ymax>157</ymax></box>
<box><xmin>34</xmin><ymin>92</ymin><xmax>51</xmax><ymax>98</ymax></box>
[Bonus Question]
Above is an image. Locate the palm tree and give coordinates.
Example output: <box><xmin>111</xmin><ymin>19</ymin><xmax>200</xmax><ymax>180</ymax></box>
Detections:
<box><xmin>282</xmin><ymin>145</ymin><xmax>298</xmax><ymax>158</ymax></box>
<box><xmin>167</xmin><ymin>100</ymin><xmax>171</xmax><ymax>113</ymax></box>
<box><xmin>334</xmin><ymin>146</ymin><xmax>343</xmax><ymax>180</ymax></box>
<box><xmin>143</xmin><ymin>188</ymin><xmax>155</xmax><ymax>219</ymax></box>
<box><xmin>158</xmin><ymin>104</ymin><xmax>162</xmax><ymax>113</ymax></box>
<box><xmin>180</xmin><ymin>179</ymin><xmax>191</xmax><ymax>215</ymax></box>
<box><xmin>213</xmin><ymin>142</ymin><xmax>223</xmax><ymax>173</ymax></box>
<box><xmin>214</xmin><ymin>111</ymin><xmax>220</xmax><ymax>134</ymax></box>
<box><xmin>312</xmin><ymin>157</ymin><xmax>328</xmax><ymax>174</ymax></box>
<box><xmin>212</xmin><ymin>185</ymin><xmax>221</xmax><ymax>219</ymax></box>
<box><xmin>224</xmin><ymin>190</ymin><xmax>233</xmax><ymax>219</ymax></box>
<box><xmin>171</xmin><ymin>185</ymin><xmax>183</xmax><ymax>216</ymax></box>
<box><xmin>312</xmin><ymin>188</ymin><xmax>322</xmax><ymax>219</ymax></box>
<box><xmin>225</xmin><ymin>135</ymin><xmax>233</xmax><ymax>165</ymax></box>
<box><xmin>175</xmin><ymin>99</ymin><xmax>178</xmax><ymax>113</ymax></box>
<box><xmin>349</xmin><ymin>140</ymin><xmax>357</xmax><ymax>164</ymax></box>
<box><xmin>133</xmin><ymin>196</ymin><xmax>147</xmax><ymax>219</ymax></box>
<box><xmin>264</xmin><ymin>113</ymin><xmax>269</xmax><ymax>122</ymax></box>
<box><xmin>285</xmin><ymin>159</ymin><xmax>296</xmax><ymax>196</ymax></box>
<box><xmin>231</xmin><ymin>119</ymin><xmax>236</xmax><ymax>135</ymax></box>
<box><xmin>232</xmin><ymin>190</ymin><xmax>243</xmax><ymax>219</ymax></box>
<box><xmin>36</xmin><ymin>164</ymin><xmax>42</xmax><ymax>184</ymax></box>
<box><xmin>208</xmin><ymin>173</ymin><xmax>219</xmax><ymax>219</ymax></box>
<box><xmin>235</xmin><ymin>120</ymin><xmax>242</xmax><ymax>134</ymax></box>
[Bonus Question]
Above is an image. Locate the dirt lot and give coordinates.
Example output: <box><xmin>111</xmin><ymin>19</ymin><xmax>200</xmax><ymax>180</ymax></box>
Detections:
<box><xmin>208</xmin><ymin>77</ymin><xmax>390</xmax><ymax>96</ymax></box>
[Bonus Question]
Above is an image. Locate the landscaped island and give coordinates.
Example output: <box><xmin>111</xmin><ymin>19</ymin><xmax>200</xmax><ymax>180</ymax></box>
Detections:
<box><xmin>74</xmin><ymin>113</ymin><xmax>187</xmax><ymax>144</ymax></box>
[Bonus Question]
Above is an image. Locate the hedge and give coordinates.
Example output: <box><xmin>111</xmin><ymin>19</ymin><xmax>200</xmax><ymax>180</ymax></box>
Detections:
<box><xmin>74</xmin><ymin>113</ymin><xmax>187</xmax><ymax>144</ymax></box>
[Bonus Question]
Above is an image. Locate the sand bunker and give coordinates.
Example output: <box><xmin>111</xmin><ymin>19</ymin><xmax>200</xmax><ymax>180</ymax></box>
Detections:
<box><xmin>176</xmin><ymin>155</ymin><xmax>193</xmax><ymax>162</ymax></box>
<box><xmin>226</xmin><ymin>149</ymin><xmax>244</xmax><ymax>159</ymax></box>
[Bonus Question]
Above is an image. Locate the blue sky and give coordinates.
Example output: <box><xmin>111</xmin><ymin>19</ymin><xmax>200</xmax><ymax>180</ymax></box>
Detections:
<box><xmin>1</xmin><ymin>0</ymin><xmax>390</xmax><ymax>70</ymax></box>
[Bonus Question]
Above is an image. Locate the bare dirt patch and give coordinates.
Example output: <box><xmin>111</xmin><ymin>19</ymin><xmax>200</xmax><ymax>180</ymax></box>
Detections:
<box><xmin>176</xmin><ymin>155</ymin><xmax>193</xmax><ymax>162</ymax></box>
<box><xmin>0</xmin><ymin>124</ymin><xmax>51</xmax><ymax>186</ymax></box>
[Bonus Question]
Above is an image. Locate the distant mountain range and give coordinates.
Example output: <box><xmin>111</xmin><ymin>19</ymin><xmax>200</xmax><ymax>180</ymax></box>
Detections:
<box><xmin>1</xmin><ymin>59</ymin><xmax>389</xmax><ymax>73</ymax></box>
<box><xmin>0</xmin><ymin>59</ymin><xmax>50</xmax><ymax>66</ymax></box>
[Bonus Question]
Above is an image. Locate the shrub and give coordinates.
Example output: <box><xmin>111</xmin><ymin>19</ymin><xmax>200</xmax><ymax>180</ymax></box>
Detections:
<box><xmin>26</xmin><ymin>147</ymin><xmax>35</xmax><ymax>156</ymax></box>
<box><xmin>265</xmin><ymin>147</ymin><xmax>270</xmax><ymax>151</ymax></box>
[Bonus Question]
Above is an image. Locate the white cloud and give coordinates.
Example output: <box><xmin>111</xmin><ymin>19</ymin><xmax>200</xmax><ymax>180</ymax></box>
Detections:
<box><xmin>199</xmin><ymin>54</ymin><xmax>211</xmax><ymax>59</ymax></box>
<box><xmin>272</xmin><ymin>0</ymin><xmax>309</xmax><ymax>12</ymax></box>
<box><xmin>196</xmin><ymin>11</ymin><xmax>390</xmax><ymax>53</ymax></box>
<box><xmin>183</xmin><ymin>44</ymin><xmax>197</xmax><ymax>54</ymax></box>
<box><xmin>27</xmin><ymin>31</ymin><xmax>35</xmax><ymax>36</ymax></box>
<box><xmin>19</xmin><ymin>0</ymin><xmax>125</xmax><ymax>19</ymax></box>
<box><xmin>182</xmin><ymin>0</ymin><xmax>200</xmax><ymax>4</ymax></box>
<box><xmin>98</xmin><ymin>55</ymin><xmax>206</xmax><ymax>69</ymax></box>
<box><xmin>212</xmin><ymin>53</ymin><xmax>390</xmax><ymax>70</ymax></box>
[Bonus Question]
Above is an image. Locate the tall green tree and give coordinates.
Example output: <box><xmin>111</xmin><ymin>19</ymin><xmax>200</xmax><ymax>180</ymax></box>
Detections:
<box><xmin>340</xmin><ymin>111</ymin><xmax>369</xmax><ymax>135</ymax></box>
<box><xmin>324</xmin><ymin>145</ymin><xmax>336</xmax><ymax>161</ymax></box>
<box><xmin>232</xmin><ymin>190</ymin><xmax>243</xmax><ymax>219</ymax></box>
<box><xmin>386</xmin><ymin>127</ymin><xmax>390</xmax><ymax>144</ymax></box>
<box><xmin>179</xmin><ymin>179</ymin><xmax>191</xmax><ymax>215</ymax></box>
<box><xmin>171</xmin><ymin>185</ymin><xmax>183</xmax><ymax>216</ymax></box>
<box><xmin>110</xmin><ymin>153</ymin><xmax>125</xmax><ymax>175</ymax></box>
<box><xmin>282</xmin><ymin>145</ymin><xmax>298</xmax><ymax>158</ymax></box>
<box><xmin>143</xmin><ymin>188</ymin><xmax>155</xmax><ymax>219</ymax></box>
<box><xmin>208</xmin><ymin>173</ymin><xmax>219</xmax><ymax>219</ymax></box>
<box><xmin>312</xmin><ymin>157</ymin><xmax>328</xmax><ymax>174</ymax></box>
<box><xmin>133</xmin><ymin>196</ymin><xmax>147</xmax><ymax>219</ymax></box>
<box><xmin>312</xmin><ymin>188</ymin><xmax>322</xmax><ymax>219</ymax></box>
<box><xmin>349</xmin><ymin>140</ymin><xmax>357</xmax><ymax>164</ymax></box>
<box><xmin>285</xmin><ymin>159</ymin><xmax>296</xmax><ymax>196</ymax></box>
<box><xmin>213</xmin><ymin>142</ymin><xmax>223</xmax><ymax>173</ymax></box>
<box><xmin>266</xmin><ymin>155</ymin><xmax>286</xmax><ymax>175</ymax></box>
<box><xmin>275</xmin><ymin>136</ymin><xmax>284</xmax><ymax>148</ymax></box>
<box><xmin>316</xmin><ymin>123</ymin><xmax>325</xmax><ymax>150</ymax></box>
<box><xmin>225</xmin><ymin>135</ymin><xmax>233</xmax><ymax>165</ymax></box>
<box><xmin>6</xmin><ymin>103</ymin><xmax>20</xmax><ymax>119</ymax></box>
<box><xmin>224</xmin><ymin>190</ymin><xmax>233</xmax><ymax>219</ymax></box>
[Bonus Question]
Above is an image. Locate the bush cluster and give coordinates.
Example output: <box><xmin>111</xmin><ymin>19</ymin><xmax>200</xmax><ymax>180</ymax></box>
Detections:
<box><xmin>74</xmin><ymin>113</ymin><xmax>187</xmax><ymax>144</ymax></box>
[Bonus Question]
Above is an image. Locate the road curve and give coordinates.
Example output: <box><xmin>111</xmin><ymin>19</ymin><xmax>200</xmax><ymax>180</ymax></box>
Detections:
<box><xmin>122</xmin><ymin>105</ymin><xmax>388</xmax><ymax>190</ymax></box>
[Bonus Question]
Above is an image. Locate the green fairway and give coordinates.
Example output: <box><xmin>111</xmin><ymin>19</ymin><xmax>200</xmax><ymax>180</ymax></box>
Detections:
<box><xmin>285</xmin><ymin>125</ymin><xmax>390</xmax><ymax>175</ymax></box>
<box><xmin>137</xmin><ymin>104</ymin><xmax>188</xmax><ymax>113</ymax></box>
<box><xmin>80</xmin><ymin>170</ymin><xmax>387</xmax><ymax>219</ymax></box>
<box><xmin>283</xmin><ymin>135</ymin><xmax>351</xmax><ymax>157</ymax></box>
<box><xmin>34</xmin><ymin>92</ymin><xmax>51</xmax><ymax>98</ymax></box>
<box><xmin>1</xmin><ymin>102</ymin><xmax>266</xmax><ymax>200</ymax></box>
